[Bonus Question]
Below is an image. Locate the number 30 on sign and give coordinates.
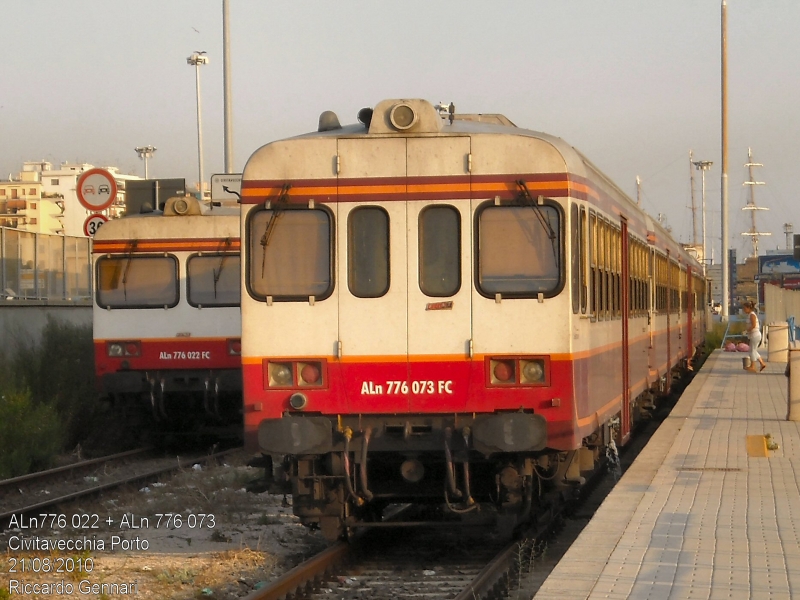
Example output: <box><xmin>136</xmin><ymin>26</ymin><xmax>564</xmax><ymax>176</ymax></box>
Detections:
<box><xmin>83</xmin><ymin>214</ymin><xmax>108</xmax><ymax>237</ymax></box>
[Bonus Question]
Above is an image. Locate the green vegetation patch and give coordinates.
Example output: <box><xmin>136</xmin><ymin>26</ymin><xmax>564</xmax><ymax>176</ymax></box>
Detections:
<box><xmin>0</xmin><ymin>317</ymin><xmax>95</xmax><ymax>478</ymax></box>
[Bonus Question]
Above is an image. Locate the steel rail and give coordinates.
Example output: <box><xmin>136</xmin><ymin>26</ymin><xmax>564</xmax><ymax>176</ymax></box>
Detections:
<box><xmin>241</xmin><ymin>542</ymin><xmax>351</xmax><ymax>600</ymax></box>
<box><xmin>0</xmin><ymin>447</ymin><xmax>153</xmax><ymax>492</ymax></box>
<box><xmin>0</xmin><ymin>448</ymin><xmax>239</xmax><ymax>529</ymax></box>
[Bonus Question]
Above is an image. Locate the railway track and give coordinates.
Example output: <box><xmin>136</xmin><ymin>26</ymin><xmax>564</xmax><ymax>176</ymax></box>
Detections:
<box><xmin>242</xmin><ymin>506</ymin><xmax>562</xmax><ymax>600</ymax></box>
<box><xmin>0</xmin><ymin>447</ymin><xmax>239</xmax><ymax>530</ymax></box>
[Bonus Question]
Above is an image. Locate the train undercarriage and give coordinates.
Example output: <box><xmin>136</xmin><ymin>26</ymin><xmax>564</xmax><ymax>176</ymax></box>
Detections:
<box><xmin>102</xmin><ymin>369</ymin><xmax>243</xmax><ymax>444</ymax></box>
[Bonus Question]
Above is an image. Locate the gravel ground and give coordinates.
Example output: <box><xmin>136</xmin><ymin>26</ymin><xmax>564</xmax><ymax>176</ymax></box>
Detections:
<box><xmin>0</xmin><ymin>450</ymin><xmax>328</xmax><ymax>599</ymax></box>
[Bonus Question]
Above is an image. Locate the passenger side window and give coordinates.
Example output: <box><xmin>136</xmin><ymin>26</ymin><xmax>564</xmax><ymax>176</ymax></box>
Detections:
<box><xmin>419</xmin><ymin>206</ymin><xmax>460</xmax><ymax>297</ymax></box>
<box><xmin>349</xmin><ymin>207</ymin><xmax>390</xmax><ymax>298</ymax></box>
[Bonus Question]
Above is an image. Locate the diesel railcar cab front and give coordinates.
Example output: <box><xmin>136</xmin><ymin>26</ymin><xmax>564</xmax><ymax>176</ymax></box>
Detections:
<box><xmin>240</xmin><ymin>99</ymin><xmax>705</xmax><ymax>539</ymax></box>
<box><xmin>92</xmin><ymin>198</ymin><xmax>243</xmax><ymax>441</ymax></box>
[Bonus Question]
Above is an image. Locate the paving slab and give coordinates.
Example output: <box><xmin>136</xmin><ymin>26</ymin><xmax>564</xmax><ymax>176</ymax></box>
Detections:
<box><xmin>535</xmin><ymin>350</ymin><xmax>800</xmax><ymax>599</ymax></box>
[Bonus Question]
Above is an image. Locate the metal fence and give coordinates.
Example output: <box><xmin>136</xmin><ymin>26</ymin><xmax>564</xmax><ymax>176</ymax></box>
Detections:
<box><xmin>0</xmin><ymin>227</ymin><xmax>91</xmax><ymax>301</ymax></box>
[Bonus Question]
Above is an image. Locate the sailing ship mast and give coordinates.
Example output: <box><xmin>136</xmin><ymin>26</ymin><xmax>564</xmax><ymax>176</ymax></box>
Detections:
<box><xmin>741</xmin><ymin>147</ymin><xmax>770</xmax><ymax>258</ymax></box>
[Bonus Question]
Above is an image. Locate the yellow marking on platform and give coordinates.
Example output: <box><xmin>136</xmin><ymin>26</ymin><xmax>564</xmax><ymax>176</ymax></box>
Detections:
<box><xmin>746</xmin><ymin>435</ymin><xmax>769</xmax><ymax>457</ymax></box>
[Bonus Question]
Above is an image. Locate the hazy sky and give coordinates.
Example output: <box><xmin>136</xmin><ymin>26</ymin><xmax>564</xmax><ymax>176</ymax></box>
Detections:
<box><xmin>3</xmin><ymin>1</ymin><xmax>798</xmax><ymax>260</ymax></box>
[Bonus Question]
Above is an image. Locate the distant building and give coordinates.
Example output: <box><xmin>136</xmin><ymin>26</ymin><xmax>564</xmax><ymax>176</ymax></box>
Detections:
<box><xmin>0</xmin><ymin>161</ymin><xmax>142</xmax><ymax>236</ymax></box>
<box><xmin>0</xmin><ymin>170</ymin><xmax>60</xmax><ymax>233</ymax></box>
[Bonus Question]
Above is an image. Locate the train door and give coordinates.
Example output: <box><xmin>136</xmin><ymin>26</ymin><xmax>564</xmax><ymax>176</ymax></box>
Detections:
<box><xmin>336</xmin><ymin>137</ymin><xmax>409</xmax><ymax>412</ymax></box>
<box><xmin>647</xmin><ymin>248</ymin><xmax>657</xmax><ymax>383</ymax></box>
<box><xmin>620</xmin><ymin>219</ymin><xmax>631</xmax><ymax>443</ymax></box>
<box><xmin>406</xmin><ymin>137</ymin><xmax>472</xmax><ymax>412</ymax></box>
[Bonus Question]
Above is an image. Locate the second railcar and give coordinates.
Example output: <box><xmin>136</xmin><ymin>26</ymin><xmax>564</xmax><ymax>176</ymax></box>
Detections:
<box><xmin>93</xmin><ymin>197</ymin><xmax>242</xmax><ymax>441</ymax></box>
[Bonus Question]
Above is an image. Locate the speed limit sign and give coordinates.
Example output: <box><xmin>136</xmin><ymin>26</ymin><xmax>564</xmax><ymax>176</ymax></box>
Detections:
<box><xmin>83</xmin><ymin>214</ymin><xmax>108</xmax><ymax>237</ymax></box>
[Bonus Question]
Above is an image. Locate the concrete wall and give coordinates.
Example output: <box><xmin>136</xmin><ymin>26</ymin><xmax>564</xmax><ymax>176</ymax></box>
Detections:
<box><xmin>0</xmin><ymin>300</ymin><xmax>91</xmax><ymax>357</ymax></box>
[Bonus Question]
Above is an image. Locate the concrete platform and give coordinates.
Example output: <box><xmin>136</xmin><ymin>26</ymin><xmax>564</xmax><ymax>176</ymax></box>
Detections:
<box><xmin>535</xmin><ymin>350</ymin><xmax>800</xmax><ymax>599</ymax></box>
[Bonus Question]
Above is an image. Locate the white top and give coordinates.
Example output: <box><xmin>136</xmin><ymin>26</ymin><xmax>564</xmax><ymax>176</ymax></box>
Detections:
<box><xmin>748</xmin><ymin>311</ymin><xmax>760</xmax><ymax>338</ymax></box>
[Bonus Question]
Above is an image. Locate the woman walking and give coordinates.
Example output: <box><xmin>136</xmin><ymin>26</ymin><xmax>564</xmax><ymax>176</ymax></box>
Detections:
<box><xmin>743</xmin><ymin>301</ymin><xmax>767</xmax><ymax>372</ymax></box>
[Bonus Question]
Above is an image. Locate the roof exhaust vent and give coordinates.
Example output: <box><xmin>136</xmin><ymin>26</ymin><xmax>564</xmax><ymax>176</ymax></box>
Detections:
<box><xmin>357</xmin><ymin>107</ymin><xmax>374</xmax><ymax>128</ymax></box>
<box><xmin>318</xmin><ymin>111</ymin><xmax>342</xmax><ymax>132</ymax></box>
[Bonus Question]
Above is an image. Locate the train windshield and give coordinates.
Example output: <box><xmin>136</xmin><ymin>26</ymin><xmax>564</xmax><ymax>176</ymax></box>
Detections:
<box><xmin>248</xmin><ymin>209</ymin><xmax>331</xmax><ymax>300</ymax></box>
<box><xmin>478</xmin><ymin>205</ymin><xmax>562</xmax><ymax>296</ymax></box>
<box><xmin>96</xmin><ymin>255</ymin><xmax>179</xmax><ymax>308</ymax></box>
<box><xmin>187</xmin><ymin>254</ymin><xmax>241</xmax><ymax>307</ymax></box>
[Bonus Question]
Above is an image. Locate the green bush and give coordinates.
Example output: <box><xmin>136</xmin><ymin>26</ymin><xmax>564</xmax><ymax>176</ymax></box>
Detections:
<box><xmin>12</xmin><ymin>318</ymin><xmax>97</xmax><ymax>449</ymax></box>
<box><xmin>0</xmin><ymin>388</ymin><xmax>62</xmax><ymax>478</ymax></box>
<box><xmin>0</xmin><ymin>318</ymin><xmax>96</xmax><ymax>477</ymax></box>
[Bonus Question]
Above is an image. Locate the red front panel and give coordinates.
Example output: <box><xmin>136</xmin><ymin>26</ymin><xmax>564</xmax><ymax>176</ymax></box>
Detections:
<box><xmin>95</xmin><ymin>338</ymin><xmax>241</xmax><ymax>379</ymax></box>
<box><xmin>243</xmin><ymin>357</ymin><xmax>578</xmax><ymax>451</ymax></box>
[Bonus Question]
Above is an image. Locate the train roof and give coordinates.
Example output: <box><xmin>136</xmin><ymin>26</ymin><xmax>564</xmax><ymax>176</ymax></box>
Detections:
<box><xmin>94</xmin><ymin>203</ymin><xmax>240</xmax><ymax>243</ymax></box>
<box><xmin>249</xmin><ymin>99</ymin><xmax>636</xmax><ymax>209</ymax></box>
<box><xmin>244</xmin><ymin>99</ymin><xmax>699</xmax><ymax>268</ymax></box>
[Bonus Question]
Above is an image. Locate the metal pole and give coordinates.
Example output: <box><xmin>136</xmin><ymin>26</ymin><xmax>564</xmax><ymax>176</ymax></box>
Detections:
<box><xmin>144</xmin><ymin>156</ymin><xmax>149</xmax><ymax>179</ymax></box>
<box><xmin>701</xmin><ymin>169</ymin><xmax>707</xmax><ymax>273</ymax></box>
<box><xmin>195</xmin><ymin>62</ymin><xmax>205</xmax><ymax>199</ymax></box>
<box><xmin>721</xmin><ymin>0</ymin><xmax>730</xmax><ymax>319</ymax></box>
<box><xmin>33</xmin><ymin>232</ymin><xmax>39</xmax><ymax>300</ymax></box>
<box><xmin>1</xmin><ymin>228</ymin><xmax>5</xmax><ymax>295</ymax></box>
<box><xmin>62</xmin><ymin>235</ymin><xmax>67</xmax><ymax>300</ymax></box>
<box><xmin>788</xmin><ymin>349</ymin><xmax>800</xmax><ymax>421</ymax></box>
<box><xmin>223</xmin><ymin>0</ymin><xmax>234</xmax><ymax>173</ymax></box>
<box><xmin>689</xmin><ymin>150</ymin><xmax>697</xmax><ymax>246</ymax></box>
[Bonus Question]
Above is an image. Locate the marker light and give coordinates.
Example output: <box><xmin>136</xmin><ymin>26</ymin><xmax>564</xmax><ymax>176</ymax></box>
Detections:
<box><xmin>107</xmin><ymin>341</ymin><xmax>140</xmax><ymax>357</ymax></box>
<box><xmin>299</xmin><ymin>362</ymin><xmax>322</xmax><ymax>385</ymax></box>
<box><xmin>491</xmin><ymin>359</ymin><xmax>515</xmax><ymax>384</ymax></box>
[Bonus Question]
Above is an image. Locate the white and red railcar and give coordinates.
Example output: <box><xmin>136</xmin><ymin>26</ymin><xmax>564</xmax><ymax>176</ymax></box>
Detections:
<box><xmin>93</xmin><ymin>197</ymin><xmax>242</xmax><ymax>438</ymax></box>
<box><xmin>240</xmin><ymin>99</ymin><xmax>706</xmax><ymax>538</ymax></box>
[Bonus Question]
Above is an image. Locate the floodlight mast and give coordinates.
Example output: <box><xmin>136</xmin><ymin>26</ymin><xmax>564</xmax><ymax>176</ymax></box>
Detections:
<box><xmin>134</xmin><ymin>145</ymin><xmax>156</xmax><ymax>179</ymax></box>
<box><xmin>721</xmin><ymin>0</ymin><xmax>729</xmax><ymax>318</ymax></box>
<box><xmin>223</xmin><ymin>0</ymin><xmax>234</xmax><ymax>174</ymax></box>
<box><xmin>693</xmin><ymin>159</ymin><xmax>713</xmax><ymax>274</ymax></box>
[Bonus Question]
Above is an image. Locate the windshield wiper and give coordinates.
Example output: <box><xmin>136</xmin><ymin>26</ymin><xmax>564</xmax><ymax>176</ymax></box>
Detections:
<box><xmin>515</xmin><ymin>180</ymin><xmax>558</xmax><ymax>260</ymax></box>
<box><xmin>213</xmin><ymin>238</ymin><xmax>233</xmax><ymax>299</ymax></box>
<box><xmin>261</xmin><ymin>183</ymin><xmax>291</xmax><ymax>277</ymax></box>
<box><xmin>121</xmin><ymin>240</ymin><xmax>139</xmax><ymax>301</ymax></box>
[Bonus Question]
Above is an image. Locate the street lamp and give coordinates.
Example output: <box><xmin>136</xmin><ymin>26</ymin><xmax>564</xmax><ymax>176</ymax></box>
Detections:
<box><xmin>693</xmin><ymin>160</ymin><xmax>713</xmax><ymax>272</ymax></box>
<box><xmin>134</xmin><ymin>145</ymin><xmax>156</xmax><ymax>179</ymax></box>
<box><xmin>187</xmin><ymin>51</ymin><xmax>209</xmax><ymax>198</ymax></box>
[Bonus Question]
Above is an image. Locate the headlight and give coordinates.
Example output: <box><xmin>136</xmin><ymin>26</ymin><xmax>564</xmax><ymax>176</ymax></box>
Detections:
<box><xmin>521</xmin><ymin>360</ymin><xmax>545</xmax><ymax>383</ymax></box>
<box><xmin>108</xmin><ymin>343</ymin><xmax>124</xmax><ymax>357</ymax></box>
<box><xmin>268</xmin><ymin>362</ymin><xmax>292</xmax><ymax>387</ymax></box>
